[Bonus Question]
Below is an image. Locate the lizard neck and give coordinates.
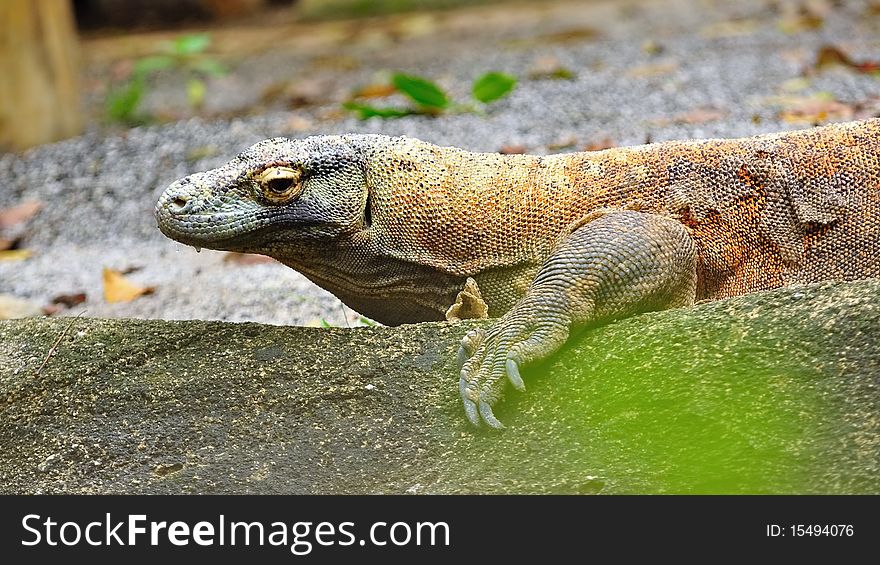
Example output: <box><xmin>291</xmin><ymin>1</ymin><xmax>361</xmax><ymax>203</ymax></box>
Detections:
<box><xmin>274</xmin><ymin>237</ymin><xmax>466</xmax><ymax>325</ymax></box>
<box><xmin>362</xmin><ymin>137</ymin><xmax>598</xmax><ymax>277</ymax></box>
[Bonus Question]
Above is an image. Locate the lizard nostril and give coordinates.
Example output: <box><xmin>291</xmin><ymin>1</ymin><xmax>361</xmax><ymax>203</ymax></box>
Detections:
<box><xmin>168</xmin><ymin>193</ymin><xmax>190</xmax><ymax>213</ymax></box>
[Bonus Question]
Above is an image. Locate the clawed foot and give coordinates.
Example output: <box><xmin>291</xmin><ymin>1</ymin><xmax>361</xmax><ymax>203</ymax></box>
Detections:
<box><xmin>453</xmin><ymin>211</ymin><xmax>697</xmax><ymax>429</ymax></box>
<box><xmin>456</xmin><ymin>314</ymin><xmax>569</xmax><ymax>429</ymax></box>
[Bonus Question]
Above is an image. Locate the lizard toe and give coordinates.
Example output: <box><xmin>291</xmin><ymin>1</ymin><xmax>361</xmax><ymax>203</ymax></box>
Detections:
<box><xmin>505</xmin><ymin>358</ymin><xmax>525</xmax><ymax>391</ymax></box>
<box><xmin>479</xmin><ymin>400</ymin><xmax>505</xmax><ymax>429</ymax></box>
<box><xmin>459</xmin><ymin>369</ymin><xmax>481</xmax><ymax>426</ymax></box>
<box><xmin>456</xmin><ymin>329</ymin><xmax>520</xmax><ymax>428</ymax></box>
<box><xmin>456</xmin><ymin>328</ymin><xmax>485</xmax><ymax>369</ymax></box>
<box><xmin>456</xmin><ymin>314</ymin><xmax>573</xmax><ymax>428</ymax></box>
<box><xmin>458</xmin><ymin>337</ymin><xmax>506</xmax><ymax>427</ymax></box>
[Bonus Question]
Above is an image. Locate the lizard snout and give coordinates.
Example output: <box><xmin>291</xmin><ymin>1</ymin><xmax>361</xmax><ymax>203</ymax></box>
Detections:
<box><xmin>159</xmin><ymin>179</ymin><xmax>197</xmax><ymax>216</ymax></box>
<box><xmin>165</xmin><ymin>190</ymin><xmax>193</xmax><ymax>214</ymax></box>
<box><xmin>155</xmin><ymin>178</ymin><xmax>203</xmax><ymax>241</ymax></box>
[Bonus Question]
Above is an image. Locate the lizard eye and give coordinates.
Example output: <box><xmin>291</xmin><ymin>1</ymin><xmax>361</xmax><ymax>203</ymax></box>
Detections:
<box><xmin>257</xmin><ymin>166</ymin><xmax>303</xmax><ymax>203</ymax></box>
<box><xmin>267</xmin><ymin>177</ymin><xmax>294</xmax><ymax>194</ymax></box>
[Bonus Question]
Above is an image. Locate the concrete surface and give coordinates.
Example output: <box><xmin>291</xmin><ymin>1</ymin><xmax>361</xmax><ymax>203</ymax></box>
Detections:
<box><xmin>1</xmin><ymin>280</ymin><xmax>878</xmax><ymax>494</ymax></box>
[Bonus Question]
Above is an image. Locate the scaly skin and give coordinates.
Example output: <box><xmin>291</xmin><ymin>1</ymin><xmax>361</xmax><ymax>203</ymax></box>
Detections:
<box><xmin>156</xmin><ymin>119</ymin><xmax>880</xmax><ymax>428</ymax></box>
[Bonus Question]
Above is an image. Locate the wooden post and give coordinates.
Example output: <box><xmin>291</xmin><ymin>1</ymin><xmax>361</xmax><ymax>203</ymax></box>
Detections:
<box><xmin>0</xmin><ymin>0</ymin><xmax>82</xmax><ymax>152</ymax></box>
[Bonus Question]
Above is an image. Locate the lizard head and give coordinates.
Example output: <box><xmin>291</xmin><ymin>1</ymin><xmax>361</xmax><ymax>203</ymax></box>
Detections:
<box><xmin>155</xmin><ymin>135</ymin><xmax>370</xmax><ymax>257</ymax></box>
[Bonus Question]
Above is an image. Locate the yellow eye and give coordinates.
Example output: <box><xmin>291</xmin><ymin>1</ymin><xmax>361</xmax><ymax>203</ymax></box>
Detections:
<box><xmin>257</xmin><ymin>166</ymin><xmax>303</xmax><ymax>203</ymax></box>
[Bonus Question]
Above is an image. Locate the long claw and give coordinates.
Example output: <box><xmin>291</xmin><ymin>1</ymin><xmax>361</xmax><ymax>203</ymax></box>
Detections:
<box><xmin>463</xmin><ymin>397</ymin><xmax>480</xmax><ymax>426</ymax></box>
<box><xmin>505</xmin><ymin>358</ymin><xmax>525</xmax><ymax>391</ymax></box>
<box><xmin>460</xmin><ymin>374</ymin><xmax>480</xmax><ymax>425</ymax></box>
<box><xmin>459</xmin><ymin>373</ymin><xmax>469</xmax><ymax>399</ymax></box>
<box><xmin>479</xmin><ymin>401</ymin><xmax>505</xmax><ymax>429</ymax></box>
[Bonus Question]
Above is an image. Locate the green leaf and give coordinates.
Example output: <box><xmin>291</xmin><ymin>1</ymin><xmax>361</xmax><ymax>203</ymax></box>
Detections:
<box><xmin>391</xmin><ymin>73</ymin><xmax>449</xmax><ymax>109</ymax></box>
<box><xmin>171</xmin><ymin>33</ymin><xmax>211</xmax><ymax>56</ymax></box>
<box><xmin>343</xmin><ymin>101</ymin><xmax>411</xmax><ymax>119</ymax></box>
<box><xmin>186</xmin><ymin>78</ymin><xmax>206</xmax><ymax>109</ymax></box>
<box><xmin>133</xmin><ymin>55</ymin><xmax>175</xmax><ymax>77</ymax></box>
<box><xmin>191</xmin><ymin>58</ymin><xmax>227</xmax><ymax>77</ymax></box>
<box><xmin>472</xmin><ymin>72</ymin><xmax>517</xmax><ymax>103</ymax></box>
<box><xmin>105</xmin><ymin>77</ymin><xmax>145</xmax><ymax>123</ymax></box>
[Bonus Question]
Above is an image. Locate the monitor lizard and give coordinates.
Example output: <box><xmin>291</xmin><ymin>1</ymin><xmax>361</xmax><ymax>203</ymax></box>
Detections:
<box><xmin>155</xmin><ymin>118</ymin><xmax>880</xmax><ymax>428</ymax></box>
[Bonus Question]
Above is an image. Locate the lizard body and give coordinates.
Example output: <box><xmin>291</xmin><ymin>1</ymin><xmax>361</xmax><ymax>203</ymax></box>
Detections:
<box><xmin>156</xmin><ymin>119</ymin><xmax>880</xmax><ymax>427</ymax></box>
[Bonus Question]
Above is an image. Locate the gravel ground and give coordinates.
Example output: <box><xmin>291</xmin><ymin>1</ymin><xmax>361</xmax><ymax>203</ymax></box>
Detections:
<box><xmin>2</xmin><ymin>0</ymin><xmax>879</xmax><ymax>325</ymax></box>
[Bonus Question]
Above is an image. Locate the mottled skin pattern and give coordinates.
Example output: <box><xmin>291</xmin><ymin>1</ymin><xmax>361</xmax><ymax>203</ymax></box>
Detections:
<box><xmin>156</xmin><ymin>119</ymin><xmax>880</xmax><ymax>428</ymax></box>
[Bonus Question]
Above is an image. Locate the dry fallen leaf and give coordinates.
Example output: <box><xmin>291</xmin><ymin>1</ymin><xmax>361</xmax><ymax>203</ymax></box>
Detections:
<box><xmin>0</xmin><ymin>201</ymin><xmax>42</xmax><ymax>230</ymax></box>
<box><xmin>813</xmin><ymin>45</ymin><xmax>880</xmax><ymax>74</ymax></box>
<box><xmin>677</xmin><ymin>107</ymin><xmax>727</xmax><ymax>124</ymax></box>
<box><xmin>0</xmin><ymin>249</ymin><xmax>32</xmax><ymax>261</ymax></box>
<box><xmin>778</xmin><ymin>0</ymin><xmax>828</xmax><ymax>34</ymax></box>
<box><xmin>538</xmin><ymin>27</ymin><xmax>601</xmax><ymax>44</ymax></box>
<box><xmin>44</xmin><ymin>292</ymin><xmax>87</xmax><ymax>315</ymax></box>
<box><xmin>815</xmin><ymin>45</ymin><xmax>852</xmax><ymax>68</ymax></box>
<box><xmin>41</xmin><ymin>304</ymin><xmax>62</xmax><ymax>316</ymax></box>
<box><xmin>51</xmin><ymin>293</ymin><xmax>87</xmax><ymax>308</ymax></box>
<box><xmin>779</xmin><ymin>95</ymin><xmax>854</xmax><ymax>124</ymax></box>
<box><xmin>498</xmin><ymin>144</ymin><xmax>526</xmax><ymax>155</ymax></box>
<box><xmin>649</xmin><ymin>107</ymin><xmax>726</xmax><ymax>127</ymax></box>
<box><xmin>778</xmin><ymin>13</ymin><xmax>823</xmax><ymax>34</ymax></box>
<box><xmin>0</xmin><ymin>294</ymin><xmax>42</xmax><ymax>319</ymax></box>
<box><xmin>102</xmin><ymin>267</ymin><xmax>155</xmax><ymax>303</ymax></box>
<box><xmin>583</xmin><ymin>137</ymin><xmax>617</xmax><ymax>151</ymax></box>
<box><xmin>351</xmin><ymin>83</ymin><xmax>398</xmax><ymax>99</ymax></box>
<box><xmin>223</xmin><ymin>252</ymin><xmax>276</xmax><ymax>265</ymax></box>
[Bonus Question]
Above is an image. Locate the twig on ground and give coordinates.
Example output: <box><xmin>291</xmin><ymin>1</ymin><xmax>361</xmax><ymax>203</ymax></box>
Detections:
<box><xmin>339</xmin><ymin>301</ymin><xmax>351</xmax><ymax>328</ymax></box>
<box><xmin>35</xmin><ymin>310</ymin><xmax>86</xmax><ymax>376</ymax></box>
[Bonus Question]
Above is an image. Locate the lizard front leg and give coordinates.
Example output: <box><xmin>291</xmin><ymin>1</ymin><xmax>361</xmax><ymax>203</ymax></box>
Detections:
<box><xmin>458</xmin><ymin>210</ymin><xmax>698</xmax><ymax>428</ymax></box>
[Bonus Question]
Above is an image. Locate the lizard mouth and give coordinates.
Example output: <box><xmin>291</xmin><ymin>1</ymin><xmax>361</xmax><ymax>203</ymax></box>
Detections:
<box><xmin>154</xmin><ymin>193</ymin><xmax>274</xmax><ymax>250</ymax></box>
<box><xmin>158</xmin><ymin>216</ymin><xmax>272</xmax><ymax>250</ymax></box>
<box><xmin>156</xmin><ymin>206</ymin><xmax>323</xmax><ymax>255</ymax></box>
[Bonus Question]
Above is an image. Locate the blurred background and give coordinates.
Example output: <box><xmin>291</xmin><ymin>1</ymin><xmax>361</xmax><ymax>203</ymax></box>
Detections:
<box><xmin>2</xmin><ymin>0</ymin><xmax>531</xmax><ymax>151</ymax></box>
<box><xmin>6</xmin><ymin>0</ymin><xmax>879</xmax><ymax>152</ymax></box>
